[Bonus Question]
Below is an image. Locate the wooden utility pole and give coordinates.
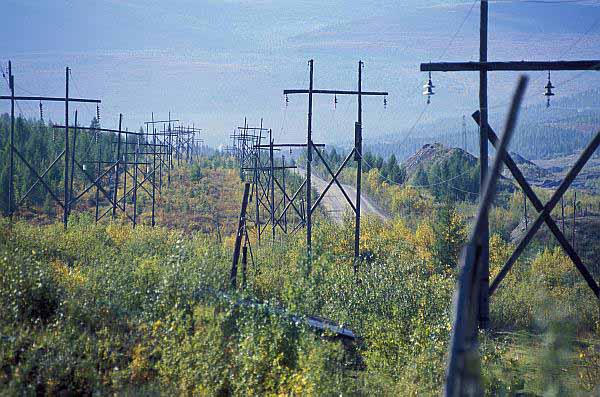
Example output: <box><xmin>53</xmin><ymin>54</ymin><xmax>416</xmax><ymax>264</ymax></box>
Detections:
<box><xmin>112</xmin><ymin>114</ymin><xmax>123</xmax><ymax>219</ymax></box>
<box><xmin>354</xmin><ymin>61</ymin><xmax>366</xmax><ymax>269</ymax></box>
<box><xmin>446</xmin><ymin>76</ymin><xmax>527</xmax><ymax>397</ymax></box>
<box><xmin>8</xmin><ymin>61</ymin><xmax>14</xmax><ymax>220</ymax></box>
<box><xmin>132</xmin><ymin>135</ymin><xmax>139</xmax><ymax>227</ymax></box>
<box><xmin>123</xmin><ymin>130</ymin><xmax>128</xmax><ymax>213</ymax></box>
<box><xmin>523</xmin><ymin>189</ymin><xmax>528</xmax><ymax>229</ymax></box>
<box><xmin>231</xmin><ymin>182</ymin><xmax>251</xmax><ymax>289</ymax></box>
<box><xmin>95</xmin><ymin>126</ymin><xmax>102</xmax><ymax>222</ymax></box>
<box><xmin>68</xmin><ymin>110</ymin><xmax>78</xmax><ymax>215</ymax></box>
<box><xmin>284</xmin><ymin>60</ymin><xmax>387</xmax><ymax>266</ymax></box>
<box><xmin>307</xmin><ymin>59</ymin><xmax>314</xmax><ymax>262</ymax></box>
<box><xmin>478</xmin><ymin>0</ymin><xmax>490</xmax><ymax>329</ymax></box>
<box><xmin>421</xmin><ymin>2</ymin><xmax>600</xmax><ymax>329</ymax></box>
<box><xmin>269</xmin><ymin>131</ymin><xmax>275</xmax><ymax>242</ymax></box>
<box><xmin>472</xmin><ymin>114</ymin><xmax>599</xmax><ymax>299</ymax></box>
<box><xmin>254</xmin><ymin>152</ymin><xmax>260</xmax><ymax>244</ymax></box>
<box><xmin>282</xmin><ymin>155</ymin><xmax>287</xmax><ymax>233</ymax></box>
<box><xmin>151</xmin><ymin>113</ymin><xmax>156</xmax><ymax>226</ymax></box>
<box><xmin>64</xmin><ymin>67</ymin><xmax>70</xmax><ymax>229</ymax></box>
<box><xmin>248</xmin><ymin>142</ymin><xmax>317</xmax><ymax>240</ymax></box>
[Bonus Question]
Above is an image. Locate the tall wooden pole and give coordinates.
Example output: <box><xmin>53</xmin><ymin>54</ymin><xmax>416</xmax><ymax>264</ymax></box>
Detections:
<box><xmin>159</xmin><ymin>124</ymin><xmax>163</xmax><ymax>190</ymax></box>
<box><xmin>95</xmin><ymin>124</ymin><xmax>101</xmax><ymax>222</ymax></box>
<box><xmin>254</xmin><ymin>151</ymin><xmax>260</xmax><ymax>244</ymax></box>
<box><xmin>231</xmin><ymin>182</ymin><xmax>251</xmax><ymax>289</ymax></box>
<box><xmin>8</xmin><ymin>61</ymin><xmax>14</xmax><ymax>219</ymax></box>
<box><xmin>151</xmin><ymin>113</ymin><xmax>156</xmax><ymax>226</ymax></box>
<box><xmin>282</xmin><ymin>155</ymin><xmax>287</xmax><ymax>233</ymax></box>
<box><xmin>68</xmin><ymin>110</ymin><xmax>78</xmax><ymax>215</ymax></box>
<box><xmin>167</xmin><ymin>113</ymin><xmax>172</xmax><ymax>187</ymax></box>
<box><xmin>123</xmin><ymin>131</ymin><xmax>128</xmax><ymax>213</ymax></box>
<box><xmin>354</xmin><ymin>60</ymin><xmax>363</xmax><ymax>269</ymax></box>
<box><xmin>269</xmin><ymin>130</ymin><xmax>275</xmax><ymax>242</ymax></box>
<box><xmin>132</xmin><ymin>135</ymin><xmax>139</xmax><ymax>228</ymax></box>
<box><xmin>478</xmin><ymin>0</ymin><xmax>490</xmax><ymax>330</ymax></box>
<box><xmin>112</xmin><ymin>114</ymin><xmax>122</xmax><ymax>219</ymax></box>
<box><xmin>306</xmin><ymin>59</ymin><xmax>314</xmax><ymax>263</ymax></box>
<box><xmin>63</xmin><ymin>67</ymin><xmax>70</xmax><ymax>229</ymax></box>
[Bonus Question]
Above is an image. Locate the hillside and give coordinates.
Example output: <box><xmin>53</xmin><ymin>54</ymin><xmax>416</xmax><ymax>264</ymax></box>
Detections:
<box><xmin>400</xmin><ymin>142</ymin><xmax>517</xmax><ymax>201</ymax></box>
<box><xmin>403</xmin><ymin>143</ymin><xmax>477</xmax><ymax>180</ymax></box>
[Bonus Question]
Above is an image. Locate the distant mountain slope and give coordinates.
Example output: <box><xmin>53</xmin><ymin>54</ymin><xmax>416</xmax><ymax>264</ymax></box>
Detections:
<box><xmin>502</xmin><ymin>152</ymin><xmax>552</xmax><ymax>181</ymax></box>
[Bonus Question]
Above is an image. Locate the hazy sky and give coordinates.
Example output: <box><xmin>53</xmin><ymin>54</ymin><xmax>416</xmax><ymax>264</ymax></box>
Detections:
<box><xmin>2</xmin><ymin>0</ymin><xmax>599</xmax><ymax>146</ymax></box>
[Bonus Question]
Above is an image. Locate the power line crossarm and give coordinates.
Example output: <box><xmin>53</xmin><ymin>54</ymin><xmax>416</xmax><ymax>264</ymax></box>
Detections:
<box><xmin>0</xmin><ymin>95</ymin><xmax>100</xmax><ymax>103</ymax></box>
<box><xmin>284</xmin><ymin>89</ymin><xmax>387</xmax><ymax>96</ymax></box>
<box><xmin>421</xmin><ymin>60</ymin><xmax>600</xmax><ymax>72</ymax></box>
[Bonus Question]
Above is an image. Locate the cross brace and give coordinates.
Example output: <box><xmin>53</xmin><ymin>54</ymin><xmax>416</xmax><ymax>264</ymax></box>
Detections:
<box><xmin>474</xmin><ymin>110</ymin><xmax>600</xmax><ymax>298</ymax></box>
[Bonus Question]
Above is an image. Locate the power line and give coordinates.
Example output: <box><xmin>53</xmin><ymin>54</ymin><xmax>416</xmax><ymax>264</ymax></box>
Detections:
<box><xmin>394</xmin><ymin>103</ymin><xmax>430</xmax><ymax>148</ymax></box>
<box><xmin>438</xmin><ymin>0</ymin><xmax>478</xmax><ymax>60</ymax></box>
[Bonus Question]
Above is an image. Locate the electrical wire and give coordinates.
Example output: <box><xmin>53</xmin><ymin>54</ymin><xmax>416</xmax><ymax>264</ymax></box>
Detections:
<box><xmin>487</xmin><ymin>7</ymin><xmax>600</xmax><ymax>112</ymax></box>
<box><xmin>0</xmin><ymin>61</ymin><xmax>47</xmax><ymax>98</ymax></box>
<box><xmin>0</xmin><ymin>63</ymin><xmax>10</xmax><ymax>88</ymax></box>
<box><xmin>438</xmin><ymin>0</ymin><xmax>478</xmax><ymax>61</ymax></box>
<box><xmin>393</xmin><ymin>103</ymin><xmax>430</xmax><ymax>149</ymax></box>
<box><xmin>68</xmin><ymin>70</ymin><xmax>96</xmax><ymax>125</ymax></box>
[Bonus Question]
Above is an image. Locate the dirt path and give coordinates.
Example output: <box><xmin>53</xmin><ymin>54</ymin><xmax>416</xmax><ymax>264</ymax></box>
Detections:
<box><xmin>294</xmin><ymin>168</ymin><xmax>389</xmax><ymax>223</ymax></box>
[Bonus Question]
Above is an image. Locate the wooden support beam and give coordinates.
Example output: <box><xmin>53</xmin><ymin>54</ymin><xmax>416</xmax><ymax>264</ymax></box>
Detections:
<box><xmin>421</xmin><ymin>60</ymin><xmax>600</xmax><ymax>72</ymax></box>
<box><xmin>284</xmin><ymin>89</ymin><xmax>387</xmax><ymax>96</ymax></box>
<box><xmin>488</xmin><ymin>128</ymin><xmax>600</xmax><ymax>297</ymax></box>
<box><xmin>231</xmin><ymin>182</ymin><xmax>251</xmax><ymax>289</ymax></box>
<box><xmin>446</xmin><ymin>75</ymin><xmax>527</xmax><ymax>397</ymax></box>
<box><xmin>53</xmin><ymin>125</ymin><xmax>146</xmax><ymax>136</ymax></box>
<box><xmin>473</xmin><ymin>111</ymin><xmax>600</xmax><ymax>299</ymax></box>
<box><xmin>0</xmin><ymin>95</ymin><xmax>101</xmax><ymax>103</ymax></box>
<box><xmin>254</xmin><ymin>143</ymin><xmax>325</xmax><ymax>148</ymax></box>
<box><xmin>143</xmin><ymin>119</ymin><xmax>180</xmax><ymax>124</ymax></box>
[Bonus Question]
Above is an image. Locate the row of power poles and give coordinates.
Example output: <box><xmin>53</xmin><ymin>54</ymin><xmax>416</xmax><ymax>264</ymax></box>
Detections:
<box><xmin>2</xmin><ymin>61</ymin><xmax>203</xmax><ymax>229</ymax></box>
<box><xmin>229</xmin><ymin>60</ymin><xmax>388</xmax><ymax>291</ymax></box>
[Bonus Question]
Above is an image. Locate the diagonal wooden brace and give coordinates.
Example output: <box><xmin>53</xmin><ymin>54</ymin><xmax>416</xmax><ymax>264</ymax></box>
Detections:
<box><xmin>473</xmin><ymin>111</ymin><xmax>600</xmax><ymax>298</ymax></box>
<box><xmin>446</xmin><ymin>76</ymin><xmax>528</xmax><ymax>397</ymax></box>
<box><xmin>276</xmin><ymin>179</ymin><xmax>306</xmax><ymax>226</ymax></box>
<box><xmin>477</xmin><ymin>119</ymin><xmax>600</xmax><ymax>297</ymax></box>
<box><xmin>17</xmin><ymin>150</ymin><xmax>66</xmax><ymax>209</ymax></box>
<box><xmin>311</xmin><ymin>146</ymin><xmax>356</xmax><ymax>213</ymax></box>
<box><xmin>273</xmin><ymin>177</ymin><xmax>303</xmax><ymax>228</ymax></box>
<box><xmin>13</xmin><ymin>147</ymin><xmax>65</xmax><ymax>210</ymax></box>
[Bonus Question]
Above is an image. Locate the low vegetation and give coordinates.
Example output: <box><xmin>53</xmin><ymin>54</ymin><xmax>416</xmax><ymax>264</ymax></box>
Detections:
<box><xmin>1</xmin><ymin>155</ymin><xmax>599</xmax><ymax>395</ymax></box>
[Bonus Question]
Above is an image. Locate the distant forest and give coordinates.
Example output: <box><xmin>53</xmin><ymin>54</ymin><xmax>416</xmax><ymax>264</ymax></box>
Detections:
<box><xmin>310</xmin><ymin>145</ymin><xmax>481</xmax><ymax>202</ymax></box>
